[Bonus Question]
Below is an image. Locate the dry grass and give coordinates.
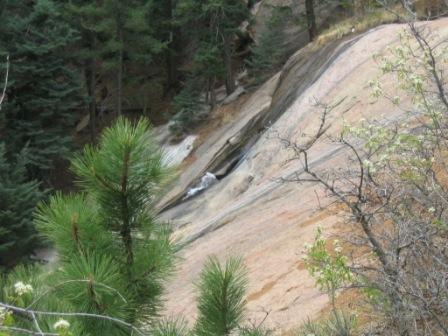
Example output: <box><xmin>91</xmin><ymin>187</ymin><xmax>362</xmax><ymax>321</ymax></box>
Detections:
<box><xmin>316</xmin><ymin>7</ymin><xmax>405</xmax><ymax>45</ymax></box>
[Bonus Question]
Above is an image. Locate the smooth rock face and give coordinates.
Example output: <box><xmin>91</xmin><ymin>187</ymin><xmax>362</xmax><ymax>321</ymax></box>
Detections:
<box><xmin>157</xmin><ymin>74</ymin><xmax>280</xmax><ymax>211</ymax></box>
<box><xmin>162</xmin><ymin>135</ymin><xmax>197</xmax><ymax>167</ymax></box>
<box><xmin>161</xmin><ymin>20</ymin><xmax>448</xmax><ymax>333</ymax></box>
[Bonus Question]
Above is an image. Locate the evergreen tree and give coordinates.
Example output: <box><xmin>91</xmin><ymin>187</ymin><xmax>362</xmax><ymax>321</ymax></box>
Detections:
<box><xmin>150</xmin><ymin>0</ymin><xmax>182</xmax><ymax>94</ymax></box>
<box><xmin>63</xmin><ymin>0</ymin><xmax>103</xmax><ymax>141</ymax></box>
<box><xmin>176</xmin><ymin>0</ymin><xmax>249</xmax><ymax>99</ymax></box>
<box><xmin>96</xmin><ymin>0</ymin><xmax>166</xmax><ymax>116</ymax></box>
<box><xmin>246</xmin><ymin>6</ymin><xmax>292</xmax><ymax>83</ymax></box>
<box><xmin>170</xmin><ymin>77</ymin><xmax>206</xmax><ymax>135</ymax></box>
<box><xmin>151</xmin><ymin>256</ymin><xmax>270</xmax><ymax>336</ymax></box>
<box><xmin>0</xmin><ymin>144</ymin><xmax>43</xmax><ymax>269</ymax></box>
<box><xmin>152</xmin><ymin>317</ymin><xmax>191</xmax><ymax>336</ymax></box>
<box><xmin>200</xmin><ymin>0</ymin><xmax>249</xmax><ymax>95</ymax></box>
<box><xmin>195</xmin><ymin>256</ymin><xmax>247</xmax><ymax>335</ymax></box>
<box><xmin>0</xmin><ymin>0</ymin><xmax>82</xmax><ymax>178</ymax></box>
<box><xmin>29</xmin><ymin>117</ymin><xmax>176</xmax><ymax>334</ymax></box>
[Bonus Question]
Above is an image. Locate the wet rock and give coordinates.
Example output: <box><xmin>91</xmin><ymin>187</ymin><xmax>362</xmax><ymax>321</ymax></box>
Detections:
<box><xmin>184</xmin><ymin>172</ymin><xmax>218</xmax><ymax>199</ymax></box>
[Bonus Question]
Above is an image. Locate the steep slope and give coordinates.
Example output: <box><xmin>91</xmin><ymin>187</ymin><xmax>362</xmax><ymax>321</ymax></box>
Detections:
<box><xmin>161</xmin><ymin>19</ymin><xmax>448</xmax><ymax>332</ymax></box>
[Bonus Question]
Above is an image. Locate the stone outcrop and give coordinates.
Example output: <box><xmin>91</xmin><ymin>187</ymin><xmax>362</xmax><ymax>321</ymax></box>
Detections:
<box><xmin>160</xmin><ymin>19</ymin><xmax>448</xmax><ymax>333</ymax></box>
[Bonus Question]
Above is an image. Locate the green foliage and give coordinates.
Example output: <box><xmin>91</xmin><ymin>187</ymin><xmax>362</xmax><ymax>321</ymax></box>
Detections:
<box><xmin>176</xmin><ymin>0</ymin><xmax>249</xmax><ymax>39</ymax></box>
<box><xmin>247</xmin><ymin>6</ymin><xmax>292</xmax><ymax>82</ymax></box>
<box><xmin>171</xmin><ymin>0</ymin><xmax>249</xmax><ymax>131</ymax></box>
<box><xmin>97</xmin><ymin>0</ymin><xmax>167</xmax><ymax>114</ymax></box>
<box><xmin>98</xmin><ymin>0</ymin><xmax>166</xmax><ymax>67</ymax></box>
<box><xmin>54</xmin><ymin>254</ymin><xmax>132</xmax><ymax>334</ymax></box>
<box><xmin>148</xmin><ymin>256</ymin><xmax>269</xmax><ymax>336</ymax></box>
<box><xmin>195</xmin><ymin>256</ymin><xmax>248</xmax><ymax>336</ymax></box>
<box><xmin>0</xmin><ymin>265</ymin><xmax>84</xmax><ymax>335</ymax></box>
<box><xmin>0</xmin><ymin>265</ymin><xmax>41</xmax><ymax>305</ymax></box>
<box><xmin>193</xmin><ymin>42</ymin><xmax>226</xmax><ymax>84</ymax></box>
<box><xmin>238</xmin><ymin>327</ymin><xmax>273</xmax><ymax>335</ymax></box>
<box><xmin>63</xmin><ymin>0</ymin><xmax>172</xmax><ymax>119</ymax></box>
<box><xmin>0</xmin><ymin>144</ymin><xmax>43</xmax><ymax>268</ymax></box>
<box><xmin>0</xmin><ymin>0</ymin><xmax>82</xmax><ymax>176</ymax></box>
<box><xmin>21</xmin><ymin>117</ymin><xmax>176</xmax><ymax>335</ymax></box>
<box><xmin>175</xmin><ymin>0</ymin><xmax>249</xmax><ymax>103</ymax></box>
<box><xmin>170</xmin><ymin>78</ymin><xmax>206</xmax><ymax>135</ymax></box>
<box><xmin>296</xmin><ymin>311</ymin><xmax>356</xmax><ymax>336</ymax></box>
<box><xmin>152</xmin><ymin>317</ymin><xmax>191</xmax><ymax>336</ymax></box>
<box><xmin>63</xmin><ymin>1</ymin><xmax>102</xmax><ymax>60</ymax></box>
<box><xmin>303</xmin><ymin>227</ymin><xmax>353</xmax><ymax>305</ymax></box>
<box><xmin>35</xmin><ymin>193</ymin><xmax>114</xmax><ymax>259</ymax></box>
<box><xmin>70</xmin><ymin>117</ymin><xmax>167</xmax><ymax>232</ymax></box>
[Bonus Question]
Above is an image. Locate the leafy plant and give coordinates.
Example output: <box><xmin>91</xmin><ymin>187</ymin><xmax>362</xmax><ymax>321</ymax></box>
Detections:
<box><xmin>303</xmin><ymin>227</ymin><xmax>353</xmax><ymax>306</ymax></box>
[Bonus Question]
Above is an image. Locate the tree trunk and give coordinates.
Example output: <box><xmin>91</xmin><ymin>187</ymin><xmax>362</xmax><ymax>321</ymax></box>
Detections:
<box><xmin>164</xmin><ymin>0</ymin><xmax>180</xmax><ymax>95</ymax></box>
<box><xmin>210</xmin><ymin>77</ymin><xmax>217</xmax><ymax>108</ymax></box>
<box><xmin>117</xmin><ymin>26</ymin><xmax>123</xmax><ymax>116</ymax></box>
<box><xmin>83</xmin><ymin>32</ymin><xmax>97</xmax><ymax>142</ymax></box>
<box><xmin>223</xmin><ymin>35</ymin><xmax>235</xmax><ymax>95</ymax></box>
<box><xmin>205</xmin><ymin>78</ymin><xmax>210</xmax><ymax>105</ymax></box>
<box><xmin>87</xmin><ymin>63</ymin><xmax>96</xmax><ymax>142</ymax></box>
<box><xmin>305</xmin><ymin>0</ymin><xmax>317</xmax><ymax>42</ymax></box>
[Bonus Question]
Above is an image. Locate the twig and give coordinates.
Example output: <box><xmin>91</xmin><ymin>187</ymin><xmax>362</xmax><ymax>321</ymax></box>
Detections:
<box><xmin>31</xmin><ymin>311</ymin><xmax>44</xmax><ymax>336</ymax></box>
<box><xmin>0</xmin><ymin>325</ymin><xmax>58</xmax><ymax>336</ymax></box>
<box><xmin>1</xmin><ymin>303</ymin><xmax>147</xmax><ymax>336</ymax></box>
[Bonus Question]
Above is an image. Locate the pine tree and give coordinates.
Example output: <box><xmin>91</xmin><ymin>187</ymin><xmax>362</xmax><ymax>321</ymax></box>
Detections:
<box><xmin>0</xmin><ymin>0</ymin><xmax>82</xmax><ymax>178</ymax></box>
<box><xmin>95</xmin><ymin>0</ymin><xmax>166</xmax><ymax>116</ymax></box>
<box><xmin>0</xmin><ymin>144</ymin><xmax>43</xmax><ymax>269</ymax></box>
<box><xmin>63</xmin><ymin>0</ymin><xmax>103</xmax><ymax>141</ymax></box>
<box><xmin>170</xmin><ymin>76</ymin><xmax>206</xmax><ymax>135</ymax></box>
<box><xmin>151</xmin><ymin>256</ymin><xmax>270</xmax><ymax>336</ymax></box>
<box><xmin>0</xmin><ymin>118</ymin><xmax>178</xmax><ymax>334</ymax></box>
<box><xmin>195</xmin><ymin>256</ymin><xmax>248</xmax><ymax>335</ymax></box>
<box><xmin>200</xmin><ymin>0</ymin><xmax>249</xmax><ymax>95</ymax></box>
<box><xmin>152</xmin><ymin>317</ymin><xmax>191</xmax><ymax>336</ymax></box>
<box><xmin>150</xmin><ymin>0</ymin><xmax>182</xmax><ymax>94</ymax></box>
<box><xmin>176</xmin><ymin>0</ymin><xmax>249</xmax><ymax>99</ymax></box>
<box><xmin>33</xmin><ymin>117</ymin><xmax>176</xmax><ymax>334</ymax></box>
<box><xmin>246</xmin><ymin>6</ymin><xmax>292</xmax><ymax>83</ymax></box>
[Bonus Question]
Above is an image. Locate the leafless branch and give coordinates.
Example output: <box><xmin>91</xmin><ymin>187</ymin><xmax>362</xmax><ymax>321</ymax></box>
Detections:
<box><xmin>0</xmin><ymin>302</ymin><xmax>147</xmax><ymax>336</ymax></box>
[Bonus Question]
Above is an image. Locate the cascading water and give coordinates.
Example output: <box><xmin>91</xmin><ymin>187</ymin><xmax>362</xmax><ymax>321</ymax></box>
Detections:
<box><xmin>184</xmin><ymin>172</ymin><xmax>218</xmax><ymax>200</ymax></box>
